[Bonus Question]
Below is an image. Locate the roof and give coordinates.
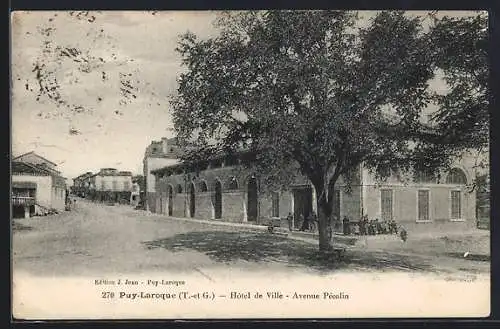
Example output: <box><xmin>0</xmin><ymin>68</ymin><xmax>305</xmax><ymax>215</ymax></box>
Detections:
<box><xmin>12</xmin><ymin>161</ymin><xmax>51</xmax><ymax>176</ymax></box>
<box><xmin>92</xmin><ymin>169</ymin><xmax>133</xmax><ymax>176</ymax></box>
<box><xmin>151</xmin><ymin>149</ymin><xmax>255</xmax><ymax>175</ymax></box>
<box><xmin>12</xmin><ymin>161</ymin><xmax>67</xmax><ymax>184</ymax></box>
<box><xmin>12</xmin><ymin>151</ymin><xmax>57</xmax><ymax>166</ymax></box>
<box><xmin>74</xmin><ymin>171</ymin><xmax>94</xmax><ymax>180</ymax></box>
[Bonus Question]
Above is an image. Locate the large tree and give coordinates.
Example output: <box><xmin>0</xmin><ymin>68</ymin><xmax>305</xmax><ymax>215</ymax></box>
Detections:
<box><xmin>428</xmin><ymin>12</ymin><xmax>488</xmax><ymax>149</ymax></box>
<box><xmin>397</xmin><ymin>12</ymin><xmax>489</xmax><ymax>194</ymax></box>
<box><xmin>171</xmin><ymin>10</ymin><xmax>480</xmax><ymax>251</ymax></box>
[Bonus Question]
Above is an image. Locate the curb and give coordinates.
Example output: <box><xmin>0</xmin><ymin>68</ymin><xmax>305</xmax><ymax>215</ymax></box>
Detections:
<box><xmin>141</xmin><ymin>212</ymin><xmax>324</xmax><ymax>245</ymax></box>
<box><xmin>139</xmin><ymin>212</ymin><xmax>370</xmax><ymax>247</ymax></box>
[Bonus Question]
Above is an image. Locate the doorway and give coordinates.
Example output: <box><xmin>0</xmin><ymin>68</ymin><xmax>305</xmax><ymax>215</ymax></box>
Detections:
<box><xmin>293</xmin><ymin>187</ymin><xmax>313</xmax><ymax>229</ymax></box>
<box><xmin>168</xmin><ymin>185</ymin><xmax>173</xmax><ymax>216</ymax></box>
<box><xmin>214</xmin><ymin>180</ymin><xmax>222</xmax><ymax>219</ymax></box>
<box><xmin>189</xmin><ymin>182</ymin><xmax>196</xmax><ymax>218</ymax></box>
<box><xmin>247</xmin><ymin>177</ymin><xmax>258</xmax><ymax>221</ymax></box>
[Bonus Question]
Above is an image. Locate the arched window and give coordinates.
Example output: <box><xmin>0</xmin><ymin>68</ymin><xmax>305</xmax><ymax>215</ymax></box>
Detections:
<box><xmin>199</xmin><ymin>180</ymin><xmax>208</xmax><ymax>192</ymax></box>
<box><xmin>227</xmin><ymin>177</ymin><xmax>239</xmax><ymax>190</ymax></box>
<box><xmin>446</xmin><ymin>168</ymin><xmax>467</xmax><ymax>185</ymax></box>
<box><xmin>177</xmin><ymin>184</ymin><xmax>183</xmax><ymax>193</ymax></box>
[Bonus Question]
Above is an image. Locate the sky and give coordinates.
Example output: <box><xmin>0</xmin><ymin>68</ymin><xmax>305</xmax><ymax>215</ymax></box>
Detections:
<box><xmin>11</xmin><ymin>11</ymin><xmax>220</xmax><ymax>180</ymax></box>
<box><xmin>11</xmin><ymin>10</ymin><xmax>483</xmax><ymax>181</ymax></box>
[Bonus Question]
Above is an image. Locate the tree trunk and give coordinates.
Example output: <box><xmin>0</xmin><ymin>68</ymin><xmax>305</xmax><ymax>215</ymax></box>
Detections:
<box><xmin>315</xmin><ymin>185</ymin><xmax>334</xmax><ymax>252</ymax></box>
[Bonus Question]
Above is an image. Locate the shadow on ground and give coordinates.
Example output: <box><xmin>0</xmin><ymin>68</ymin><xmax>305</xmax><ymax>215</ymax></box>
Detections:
<box><xmin>143</xmin><ymin>230</ymin><xmax>439</xmax><ymax>273</ymax></box>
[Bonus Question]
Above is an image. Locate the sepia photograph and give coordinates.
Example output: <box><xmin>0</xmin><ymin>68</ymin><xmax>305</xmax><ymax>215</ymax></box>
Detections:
<box><xmin>11</xmin><ymin>10</ymin><xmax>490</xmax><ymax>319</ymax></box>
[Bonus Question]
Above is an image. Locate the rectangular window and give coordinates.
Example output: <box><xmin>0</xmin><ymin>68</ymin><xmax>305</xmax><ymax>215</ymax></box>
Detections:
<box><xmin>418</xmin><ymin>190</ymin><xmax>430</xmax><ymax>221</ymax></box>
<box><xmin>333</xmin><ymin>189</ymin><xmax>341</xmax><ymax>220</ymax></box>
<box><xmin>381</xmin><ymin>189</ymin><xmax>393</xmax><ymax>221</ymax></box>
<box><xmin>272</xmin><ymin>192</ymin><xmax>280</xmax><ymax>218</ymax></box>
<box><xmin>451</xmin><ymin>190</ymin><xmax>461</xmax><ymax>219</ymax></box>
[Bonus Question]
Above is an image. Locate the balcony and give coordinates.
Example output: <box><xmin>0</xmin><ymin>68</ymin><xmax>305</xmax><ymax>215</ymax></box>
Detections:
<box><xmin>12</xmin><ymin>196</ymin><xmax>36</xmax><ymax>206</ymax></box>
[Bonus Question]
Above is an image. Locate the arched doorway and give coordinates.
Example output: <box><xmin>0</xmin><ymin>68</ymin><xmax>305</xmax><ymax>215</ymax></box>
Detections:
<box><xmin>214</xmin><ymin>180</ymin><xmax>222</xmax><ymax>219</ymax></box>
<box><xmin>168</xmin><ymin>185</ymin><xmax>173</xmax><ymax>216</ymax></box>
<box><xmin>247</xmin><ymin>176</ymin><xmax>258</xmax><ymax>221</ymax></box>
<box><xmin>189</xmin><ymin>182</ymin><xmax>196</xmax><ymax>218</ymax></box>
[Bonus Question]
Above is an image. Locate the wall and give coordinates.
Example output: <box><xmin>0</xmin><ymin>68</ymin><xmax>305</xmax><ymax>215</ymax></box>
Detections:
<box><xmin>12</xmin><ymin>174</ymin><xmax>52</xmax><ymax>211</ymax></box>
<box><xmin>341</xmin><ymin>186</ymin><xmax>362</xmax><ymax>220</ymax></box>
<box><xmin>51</xmin><ymin>186</ymin><xmax>66</xmax><ymax>211</ymax></box>
<box><xmin>362</xmin><ymin>180</ymin><xmax>476</xmax><ymax>233</ymax></box>
<box><xmin>153</xmin><ymin>164</ymin><xmax>362</xmax><ymax>225</ymax></box>
<box><xmin>154</xmin><ymin>165</ymin><xmax>253</xmax><ymax>222</ymax></box>
<box><xmin>146</xmin><ymin>158</ymin><xmax>179</xmax><ymax>192</ymax></box>
<box><xmin>145</xmin><ymin>157</ymin><xmax>179</xmax><ymax>212</ymax></box>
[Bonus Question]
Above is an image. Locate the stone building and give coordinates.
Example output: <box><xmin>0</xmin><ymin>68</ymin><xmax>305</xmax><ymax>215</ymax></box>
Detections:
<box><xmin>142</xmin><ymin>137</ymin><xmax>181</xmax><ymax>212</ymax></box>
<box><xmin>151</xmin><ymin>149</ymin><xmax>480</xmax><ymax>233</ymax></box>
<box><xmin>12</xmin><ymin>152</ymin><xmax>67</xmax><ymax>218</ymax></box>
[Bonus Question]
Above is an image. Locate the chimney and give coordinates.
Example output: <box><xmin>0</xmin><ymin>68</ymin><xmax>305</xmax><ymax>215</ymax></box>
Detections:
<box><xmin>161</xmin><ymin>137</ymin><xmax>168</xmax><ymax>154</ymax></box>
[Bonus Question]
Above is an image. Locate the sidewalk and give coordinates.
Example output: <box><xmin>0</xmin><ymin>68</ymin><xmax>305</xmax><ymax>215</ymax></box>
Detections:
<box><xmin>142</xmin><ymin>210</ymin><xmax>271</xmax><ymax>231</ymax></box>
<box><xmin>130</xmin><ymin>207</ymin><xmax>489</xmax><ymax>253</ymax></box>
<box><xmin>139</xmin><ymin>210</ymin><xmax>363</xmax><ymax>247</ymax></box>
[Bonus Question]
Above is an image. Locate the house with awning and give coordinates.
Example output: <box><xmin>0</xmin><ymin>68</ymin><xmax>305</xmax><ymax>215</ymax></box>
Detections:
<box><xmin>12</xmin><ymin>153</ymin><xmax>67</xmax><ymax>218</ymax></box>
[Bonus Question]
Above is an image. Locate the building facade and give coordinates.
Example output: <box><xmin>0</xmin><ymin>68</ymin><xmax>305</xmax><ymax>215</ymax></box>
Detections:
<box><xmin>12</xmin><ymin>152</ymin><xmax>67</xmax><ymax>218</ymax></box>
<box><xmin>143</xmin><ymin>137</ymin><xmax>181</xmax><ymax>212</ymax></box>
<box><xmin>79</xmin><ymin>168</ymin><xmax>133</xmax><ymax>203</ymax></box>
<box><xmin>151</xmin><ymin>151</ymin><xmax>481</xmax><ymax>234</ymax></box>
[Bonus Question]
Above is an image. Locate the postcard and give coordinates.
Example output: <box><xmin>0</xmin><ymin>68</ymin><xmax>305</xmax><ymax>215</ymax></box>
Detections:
<box><xmin>11</xmin><ymin>10</ymin><xmax>490</xmax><ymax>319</ymax></box>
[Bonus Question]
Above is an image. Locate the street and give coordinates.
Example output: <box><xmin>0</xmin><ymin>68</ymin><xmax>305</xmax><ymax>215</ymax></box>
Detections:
<box><xmin>12</xmin><ymin>198</ymin><xmax>490</xmax><ymax>279</ymax></box>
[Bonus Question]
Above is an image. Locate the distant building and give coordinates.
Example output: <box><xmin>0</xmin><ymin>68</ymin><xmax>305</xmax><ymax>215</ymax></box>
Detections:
<box><xmin>81</xmin><ymin>168</ymin><xmax>133</xmax><ymax>203</ymax></box>
<box><xmin>142</xmin><ymin>137</ymin><xmax>181</xmax><ymax>212</ymax></box>
<box><xmin>72</xmin><ymin>171</ymin><xmax>93</xmax><ymax>197</ymax></box>
<box><xmin>12</xmin><ymin>152</ymin><xmax>67</xmax><ymax>218</ymax></box>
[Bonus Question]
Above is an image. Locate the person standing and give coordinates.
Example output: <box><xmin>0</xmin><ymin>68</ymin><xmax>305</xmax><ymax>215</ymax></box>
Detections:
<box><xmin>309</xmin><ymin>212</ymin><xmax>318</xmax><ymax>232</ymax></box>
<box><xmin>286</xmin><ymin>212</ymin><xmax>294</xmax><ymax>231</ymax></box>
<box><xmin>342</xmin><ymin>216</ymin><xmax>350</xmax><ymax>235</ymax></box>
<box><xmin>298</xmin><ymin>214</ymin><xmax>306</xmax><ymax>231</ymax></box>
<box><xmin>301</xmin><ymin>212</ymin><xmax>313</xmax><ymax>232</ymax></box>
<box><xmin>359</xmin><ymin>215</ymin><xmax>367</xmax><ymax>236</ymax></box>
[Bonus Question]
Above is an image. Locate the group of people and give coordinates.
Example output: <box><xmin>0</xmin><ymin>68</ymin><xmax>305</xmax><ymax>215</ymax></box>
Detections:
<box><xmin>281</xmin><ymin>212</ymin><xmax>407</xmax><ymax>242</ymax></box>
<box><xmin>284</xmin><ymin>212</ymin><xmax>400</xmax><ymax>237</ymax></box>
<box><xmin>64</xmin><ymin>193</ymin><xmax>77</xmax><ymax>211</ymax></box>
<box><xmin>342</xmin><ymin>215</ymin><xmax>399</xmax><ymax>236</ymax></box>
<box><xmin>285</xmin><ymin>212</ymin><xmax>318</xmax><ymax>232</ymax></box>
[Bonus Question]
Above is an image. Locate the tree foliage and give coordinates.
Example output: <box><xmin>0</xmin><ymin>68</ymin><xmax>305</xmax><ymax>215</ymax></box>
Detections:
<box><xmin>171</xmin><ymin>10</ymin><xmax>488</xmax><ymax>251</ymax></box>
<box><xmin>414</xmin><ymin>12</ymin><xmax>488</xmax><ymax>167</ymax></box>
